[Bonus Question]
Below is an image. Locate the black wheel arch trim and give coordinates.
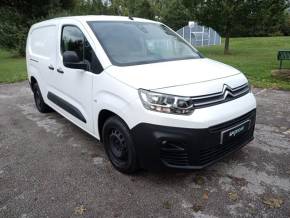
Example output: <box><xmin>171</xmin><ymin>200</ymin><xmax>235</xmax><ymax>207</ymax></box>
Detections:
<box><xmin>47</xmin><ymin>92</ymin><xmax>86</xmax><ymax>123</ymax></box>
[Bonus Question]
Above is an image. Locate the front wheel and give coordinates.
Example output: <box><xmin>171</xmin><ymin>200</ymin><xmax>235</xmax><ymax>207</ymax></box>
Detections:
<box><xmin>32</xmin><ymin>83</ymin><xmax>51</xmax><ymax>113</ymax></box>
<box><xmin>102</xmin><ymin>116</ymin><xmax>139</xmax><ymax>174</ymax></box>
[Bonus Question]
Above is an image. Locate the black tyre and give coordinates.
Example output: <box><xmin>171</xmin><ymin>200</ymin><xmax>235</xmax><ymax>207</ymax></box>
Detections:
<box><xmin>32</xmin><ymin>83</ymin><xmax>51</xmax><ymax>113</ymax></box>
<box><xmin>102</xmin><ymin>116</ymin><xmax>139</xmax><ymax>174</ymax></box>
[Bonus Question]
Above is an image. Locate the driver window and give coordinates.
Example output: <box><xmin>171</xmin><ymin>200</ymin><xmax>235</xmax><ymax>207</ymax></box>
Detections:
<box><xmin>62</xmin><ymin>26</ymin><xmax>84</xmax><ymax>60</ymax></box>
<box><xmin>61</xmin><ymin>25</ymin><xmax>103</xmax><ymax>74</ymax></box>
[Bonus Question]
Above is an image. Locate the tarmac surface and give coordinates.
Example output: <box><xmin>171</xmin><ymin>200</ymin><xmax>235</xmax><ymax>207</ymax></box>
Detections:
<box><xmin>0</xmin><ymin>82</ymin><xmax>289</xmax><ymax>217</ymax></box>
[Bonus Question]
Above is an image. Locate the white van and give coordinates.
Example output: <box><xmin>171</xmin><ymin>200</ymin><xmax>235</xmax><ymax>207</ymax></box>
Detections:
<box><xmin>26</xmin><ymin>16</ymin><xmax>256</xmax><ymax>173</ymax></box>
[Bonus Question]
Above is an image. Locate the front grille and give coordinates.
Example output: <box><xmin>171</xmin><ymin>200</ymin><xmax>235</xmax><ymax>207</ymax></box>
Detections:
<box><xmin>158</xmin><ymin>109</ymin><xmax>255</xmax><ymax>168</ymax></box>
<box><xmin>160</xmin><ymin>142</ymin><xmax>189</xmax><ymax>166</ymax></box>
<box><xmin>192</xmin><ymin>83</ymin><xmax>250</xmax><ymax>108</ymax></box>
<box><xmin>199</xmin><ymin>133</ymin><xmax>251</xmax><ymax>165</ymax></box>
<box><xmin>199</xmin><ymin>110</ymin><xmax>256</xmax><ymax>165</ymax></box>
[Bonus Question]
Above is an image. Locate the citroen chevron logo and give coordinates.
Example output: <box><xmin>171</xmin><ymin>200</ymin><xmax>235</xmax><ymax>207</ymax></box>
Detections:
<box><xmin>223</xmin><ymin>84</ymin><xmax>233</xmax><ymax>99</ymax></box>
<box><xmin>221</xmin><ymin>84</ymin><xmax>243</xmax><ymax>99</ymax></box>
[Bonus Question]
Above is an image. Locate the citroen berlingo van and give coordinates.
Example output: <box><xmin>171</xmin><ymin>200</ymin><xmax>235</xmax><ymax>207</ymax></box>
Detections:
<box><xmin>26</xmin><ymin>16</ymin><xmax>256</xmax><ymax>173</ymax></box>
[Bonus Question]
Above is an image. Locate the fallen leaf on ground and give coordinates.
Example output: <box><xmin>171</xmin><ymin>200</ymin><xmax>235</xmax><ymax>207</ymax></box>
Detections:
<box><xmin>74</xmin><ymin>205</ymin><xmax>86</xmax><ymax>215</ymax></box>
<box><xmin>193</xmin><ymin>175</ymin><xmax>205</xmax><ymax>185</ymax></box>
<box><xmin>202</xmin><ymin>191</ymin><xmax>209</xmax><ymax>200</ymax></box>
<box><xmin>262</xmin><ymin>197</ymin><xmax>283</xmax><ymax>208</ymax></box>
<box><xmin>162</xmin><ymin>200</ymin><xmax>171</xmax><ymax>209</ymax></box>
<box><xmin>113</xmin><ymin>212</ymin><xmax>122</xmax><ymax>217</ymax></box>
<box><xmin>228</xmin><ymin>192</ymin><xmax>238</xmax><ymax>201</ymax></box>
<box><xmin>228</xmin><ymin>175</ymin><xmax>248</xmax><ymax>187</ymax></box>
<box><xmin>192</xmin><ymin>204</ymin><xmax>203</xmax><ymax>212</ymax></box>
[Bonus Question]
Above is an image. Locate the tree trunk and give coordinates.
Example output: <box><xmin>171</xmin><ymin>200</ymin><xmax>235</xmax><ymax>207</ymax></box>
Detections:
<box><xmin>224</xmin><ymin>36</ymin><xmax>230</xmax><ymax>54</ymax></box>
<box><xmin>224</xmin><ymin>35</ymin><xmax>230</xmax><ymax>54</ymax></box>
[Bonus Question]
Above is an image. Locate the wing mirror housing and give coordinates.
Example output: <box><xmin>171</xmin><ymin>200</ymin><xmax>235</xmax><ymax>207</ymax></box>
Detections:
<box><xmin>63</xmin><ymin>51</ymin><xmax>88</xmax><ymax>70</ymax></box>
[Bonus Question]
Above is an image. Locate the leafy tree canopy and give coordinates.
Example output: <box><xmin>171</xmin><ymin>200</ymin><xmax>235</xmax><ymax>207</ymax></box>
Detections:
<box><xmin>187</xmin><ymin>0</ymin><xmax>288</xmax><ymax>54</ymax></box>
<box><xmin>0</xmin><ymin>0</ymin><xmax>289</xmax><ymax>56</ymax></box>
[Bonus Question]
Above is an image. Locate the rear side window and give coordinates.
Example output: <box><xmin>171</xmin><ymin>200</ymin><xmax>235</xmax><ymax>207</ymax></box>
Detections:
<box><xmin>30</xmin><ymin>25</ymin><xmax>56</xmax><ymax>58</ymax></box>
<box><xmin>61</xmin><ymin>25</ymin><xmax>103</xmax><ymax>74</ymax></box>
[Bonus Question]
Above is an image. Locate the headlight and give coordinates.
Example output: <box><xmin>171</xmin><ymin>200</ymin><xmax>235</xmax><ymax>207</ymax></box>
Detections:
<box><xmin>138</xmin><ymin>89</ymin><xmax>194</xmax><ymax>115</ymax></box>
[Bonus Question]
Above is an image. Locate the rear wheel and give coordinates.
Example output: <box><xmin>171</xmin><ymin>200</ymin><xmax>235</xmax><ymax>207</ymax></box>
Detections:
<box><xmin>32</xmin><ymin>83</ymin><xmax>51</xmax><ymax>113</ymax></box>
<box><xmin>102</xmin><ymin>116</ymin><xmax>139</xmax><ymax>174</ymax></box>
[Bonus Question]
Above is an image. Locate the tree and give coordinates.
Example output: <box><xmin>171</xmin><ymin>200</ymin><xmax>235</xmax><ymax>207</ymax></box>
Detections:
<box><xmin>281</xmin><ymin>12</ymin><xmax>290</xmax><ymax>36</ymax></box>
<box><xmin>190</xmin><ymin>0</ymin><xmax>288</xmax><ymax>54</ymax></box>
<box><xmin>182</xmin><ymin>0</ymin><xmax>201</xmax><ymax>18</ymax></box>
<box><xmin>75</xmin><ymin>0</ymin><xmax>106</xmax><ymax>15</ymax></box>
<box><xmin>0</xmin><ymin>0</ymin><xmax>76</xmax><ymax>18</ymax></box>
<box><xmin>110</xmin><ymin>0</ymin><xmax>155</xmax><ymax>19</ymax></box>
<box><xmin>0</xmin><ymin>7</ymin><xmax>28</xmax><ymax>56</ymax></box>
<box><xmin>193</xmin><ymin>0</ymin><xmax>249</xmax><ymax>54</ymax></box>
<box><xmin>249</xmin><ymin>0</ymin><xmax>287</xmax><ymax>36</ymax></box>
<box><xmin>110</xmin><ymin>0</ymin><xmax>129</xmax><ymax>15</ymax></box>
<box><xmin>161</xmin><ymin>0</ymin><xmax>190</xmax><ymax>30</ymax></box>
<box><xmin>135</xmin><ymin>0</ymin><xmax>155</xmax><ymax>19</ymax></box>
<box><xmin>149</xmin><ymin>0</ymin><xmax>167</xmax><ymax>20</ymax></box>
<box><xmin>0</xmin><ymin>0</ymin><xmax>76</xmax><ymax>55</ymax></box>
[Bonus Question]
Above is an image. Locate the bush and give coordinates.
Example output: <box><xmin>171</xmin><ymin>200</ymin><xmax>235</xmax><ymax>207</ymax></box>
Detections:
<box><xmin>0</xmin><ymin>0</ymin><xmax>74</xmax><ymax>56</ymax></box>
<box><xmin>0</xmin><ymin>7</ymin><xmax>29</xmax><ymax>56</ymax></box>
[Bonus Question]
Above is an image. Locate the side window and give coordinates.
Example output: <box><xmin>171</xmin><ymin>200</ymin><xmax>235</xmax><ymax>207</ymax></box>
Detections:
<box><xmin>61</xmin><ymin>25</ymin><xmax>103</xmax><ymax>74</ymax></box>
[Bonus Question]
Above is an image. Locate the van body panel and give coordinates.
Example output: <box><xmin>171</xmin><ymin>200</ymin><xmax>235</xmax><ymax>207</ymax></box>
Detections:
<box><xmin>27</xmin><ymin>24</ymin><xmax>58</xmax><ymax>103</ymax></box>
<box><xmin>153</xmin><ymin>73</ymin><xmax>248</xmax><ymax>96</ymax></box>
<box><xmin>105</xmin><ymin>58</ymin><xmax>242</xmax><ymax>90</ymax></box>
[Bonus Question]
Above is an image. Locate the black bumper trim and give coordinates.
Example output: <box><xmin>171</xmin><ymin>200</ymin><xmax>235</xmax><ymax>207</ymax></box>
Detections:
<box><xmin>162</xmin><ymin>136</ymin><xmax>253</xmax><ymax>170</ymax></box>
<box><xmin>131</xmin><ymin>109</ymin><xmax>256</xmax><ymax>171</ymax></box>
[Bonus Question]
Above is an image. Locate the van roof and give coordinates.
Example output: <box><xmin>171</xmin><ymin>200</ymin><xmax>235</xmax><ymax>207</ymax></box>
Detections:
<box><xmin>31</xmin><ymin>15</ymin><xmax>158</xmax><ymax>28</ymax></box>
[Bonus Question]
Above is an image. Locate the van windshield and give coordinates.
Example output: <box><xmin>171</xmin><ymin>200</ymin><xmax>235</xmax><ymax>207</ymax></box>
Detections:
<box><xmin>88</xmin><ymin>21</ymin><xmax>201</xmax><ymax>66</ymax></box>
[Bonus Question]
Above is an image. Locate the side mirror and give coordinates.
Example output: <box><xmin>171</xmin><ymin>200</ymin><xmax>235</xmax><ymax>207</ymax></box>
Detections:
<box><xmin>63</xmin><ymin>51</ymin><xmax>88</xmax><ymax>70</ymax></box>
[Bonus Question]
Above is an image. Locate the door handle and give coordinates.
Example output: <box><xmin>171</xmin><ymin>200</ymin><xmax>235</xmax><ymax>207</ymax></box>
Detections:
<box><xmin>48</xmin><ymin>65</ymin><xmax>54</xmax><ymax>70</ymax></box>
<box><xmin>57</xmin><ymin>68</ymin><xmax>64</xmax><ymax>74</ymax></box>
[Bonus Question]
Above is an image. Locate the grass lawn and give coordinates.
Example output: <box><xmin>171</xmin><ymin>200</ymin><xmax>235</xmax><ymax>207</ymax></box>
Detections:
<box><xmin>0</xmin><ymin>36</ymin><xmax>290</xmax><ymax>90</ymax></box>
<box><xmin>0</xmin><ymin>49</ymin><xmax>26</xmax><ymax>83</ymax></box>
<box><xmin>199</xmin><ymin>36</ymin><xmax>290</xmax><ymax>90</ymax></box>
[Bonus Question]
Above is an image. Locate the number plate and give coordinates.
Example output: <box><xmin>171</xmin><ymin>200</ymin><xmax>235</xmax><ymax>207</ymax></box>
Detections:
<box><xmin>220</xmin><ymin>120</ymin><xmax>251</xmax><ymax>144</ymax></box>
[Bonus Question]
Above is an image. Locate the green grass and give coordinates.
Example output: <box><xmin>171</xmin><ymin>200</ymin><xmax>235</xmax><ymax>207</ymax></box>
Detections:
<box><xmin>0</xmin><ymin>36</ymin><xmax>290</xmax><ymax>90</ymax></box>
<box><xmin>0</xmin><ymin>49</ymin><xmax>26</xmax><ymax>83</ymax></box>
<box><xmin>199</xmin><ymin>36</ymin><xmax>290</xmax><ymax>90</ymax></box>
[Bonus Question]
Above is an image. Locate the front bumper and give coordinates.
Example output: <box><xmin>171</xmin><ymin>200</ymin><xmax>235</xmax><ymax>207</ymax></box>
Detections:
<box><xmin>131</xmin><ymin>109</ymin><xmax>256</xmax><ymax>170</ymax></box>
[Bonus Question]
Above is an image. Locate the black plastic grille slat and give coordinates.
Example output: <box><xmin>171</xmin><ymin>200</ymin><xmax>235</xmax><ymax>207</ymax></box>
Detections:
<box><xmin>160</xmin><ymin>149</ymin><xmax>187</xmax><ymax>154</ymax></box>
<box><xmin>161</xmin><ymin>156</ymin><xmax>188</xmax><ymax>161</ymax></box>
<box><xmin>165</xmin><ymin>159</ymin><xmax>189</xmax><ymax>162</ymax></box>
<box><xmin>160</xmin><ymin>143</ymin><xmax>189</xmax><ymax>166</ymax></box>
<box><xmin>166</xmin><ymin>161</ymin><xmax>189</xmax><ymax>165</ymax></box>
<box><xmin>161</xmin><ymin>154</ymin><xmax>188</xmax><ymax>158</ymax></box>
<box><xmin>160</xmin><ymin>148</ymin><xmax>184</xmax><ymax>152</ymax></box>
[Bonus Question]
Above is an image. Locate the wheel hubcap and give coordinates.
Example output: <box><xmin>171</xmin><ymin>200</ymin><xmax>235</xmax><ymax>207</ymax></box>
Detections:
<box><xmin>109</xmin><ymin>129</ymin><xmax>128</xmax><ymax>161</ymax></box>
